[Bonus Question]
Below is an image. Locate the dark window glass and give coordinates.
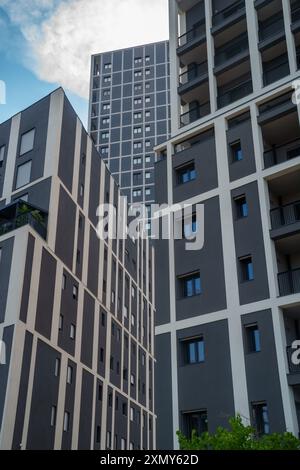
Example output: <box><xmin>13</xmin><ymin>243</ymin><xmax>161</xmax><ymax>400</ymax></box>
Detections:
<box><xmin>240</xmin><ymin>256</ymin><xmax>254</xmax><ymax>281</ymax></box>
<box><xmin>231</xmin><ymin>141</ymin><xmax>243</xmax><ymax>162</ymax></box>
<box><xmin>185</xmin><ymin>338</ymin><xmax>205</xmax><ymax>364</ymax></box>
<box><xmin>234</xmin><ymin>195</ymin><xmax>248</xmax><ymax>218</ymax></box>
<box><xmin>246</xmin><ymin>324</ymin><xmax>261</xmax><ymax>352</ymax></box>
<box><xmin>184</xmin><ymin>411</ymin><xmax>208</xmax><ymax>438</ymax></box>
<box><xmin>252</xmin><ymin>403</ymin><xmax>270</xmax><ymax>436</ymax></box>
<box><xmin>177</xmin><ymin>163</ymin><xmax>196</xmax><ymax>184</ymax></box>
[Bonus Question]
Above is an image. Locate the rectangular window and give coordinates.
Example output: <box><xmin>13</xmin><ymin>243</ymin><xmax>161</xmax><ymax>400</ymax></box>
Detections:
<box><xmin>145</xmin><ymin>82</ymin><xmax>150</xmax><ymax>89</ymax></box>
<box><xmin>131</xmin><ymin>314</ymin><xmax>135</xmax><ymax>327</ymax></box>
<box><xmin>184</xmin><ymin>410</ymin><xmax>208</xmax><ymax>438</ymax></box>
<box><xmin>103</xmin><ymin>90</ymin><xmax>110</xmax><ymax>97</ymax></box>
<box><xmin>231</xmin><ymin>141</ymin><xmax>243</xmax><ymax>162</ymax></box>
<box><xmin>134</xmin><ymin>84</ymin><xmax>142</xmax><ymax>91</ymax></box>
<box><xmin>103</xmin><ymin>76</ymin><xmax>111</xmax><ymax>83</ymax></box>
<box><xmin>103</xmin><ymin>103</ymin><xmax>110</xmax><ymax>111</ymax></box>
<box><xmin>145</xmin><ymin>188</ymin><xmax>151</xmax><ymax>196</ymax></box>
<box><xmin>101</xmin><ymin>147</ymin><xmax>109</xmax><ymax>154</ymax></box>
<box><xmin>104</xmin><ymin>63</ymin><xmax>111</xmax><ymax>70</ymax></box>
<box><xmin>252</xmin><ymin>402</ymin><xmax>270</xmax><ymax>436</ymax></box>
<box><xmin>134</xmin><ymin>57</ymin><xmax>142</xmax><ymax>64</ymax></box>
<box><xmin>62</xmin><ymin>274</ymin><xmax>67</xmax><ymax>290</ymax></box>
<box><xmin>67</xmin><ymin>365</ymin><xmax>73</xmax><ymax>384</ymax></box>
<box><xmin>100</xmin><ymin>347</ymin><xmax>104</xmax><ymax>362</ymax></box>
<box><xmin>134</xmin><ymin>127</ymin><xmax>142</xmax><ymax>134</ymax></box>
<box><xmin>59</xmin><ymin>314</ymin><xmax>64</xmax><ymax>331</ymax></box>
<box><xmin>121</xmin><ymin>438</ymin><xmax>126</xmax><ymax>450</ymax></box>
<box><xmin>73</xmin><ymin>285</ymin><xmax>78</xmax><ymax>300</ymax></box>
<box><xmin>0</xmin><ymin>145</ymin><xmax>5</xmax><ymax>167</ymax></box>
<box><xmin>145</xmin><ymin>110</ymin><xmax>151</xmax><ymax>118</ymax></box>
<box><xmin>182</xmin><ymin>272</ymin><xmax>202</xmax><ymax>297</ymax></box>
<box><xmin>240</xmin><ymin>256</ymin><xmax>254</xmax><ymax>281</ymax></box>
<box><xmin>145</xmin><ymin>155</ymin><xmax>151</xmax><ymax>163</ymax></box>
<box><xmin>185</xmin><ymin>338</ymin><xmax>205</xmax><ymax>364</ymax></box>
<box><xmin>145</xmin><ymin>172</ymin><xmax>151</xmax><ymax>179</ymax></box>
<box><xmin>145</xmin><ymin>55</ymin><xmax>150</xmax><ymax>62</ymax></box>
<box><xmin>246</xmin><ymin>324</ymin><xmax>261</xmax><ymax>353</ymax></box>
<box><xmin>50</xmin><ymin>406</ymin><xmax>57</xmax><ymax>427</ymax></box>
<box><xmin>183</xmin><ymin>213</ymin><xmax>197</xmax><ymax>239</ymax></box>
<box><xmin>145</xmin><ymin>140</ymin><xmax>151</xmax><ymax>148</ymax></box>
<box><xmin>145</xmin><ymin>96</ymin><xmax>151</xmax><ymax>103</ymax></box>
<box><xmin>134</xmin><ymin>112</ymin><xmax>142</xmax><ymax>119</ymax></box>
<box><xmin>102</xmin><ymin>117</ymin><xmax>110</xmax><ymax>125</ymax></box>
<box><xmin>176</xmin><ymin>162</ymin><xmax>196</xmax><ymax>184</ymax></box>
<box><xmin>133</xmin><ymin>142</ymin><xmax>142</xmax><ymax>149</ymax></box>
<box><xmin>70</xmin><ymin>324</ymin><xmax>76</xmax><ymax>340</ymax></box>
<box><xmin>96</xmin><ymin>426</ymin><xmax>101</xmax><ymax>443</ymax></box>
<box><xmin>130</xmin><ymin>407</ymin><xmax>135</xmax><ymax>422</ymax></box>
<box><xmin>55</xmin><ymin>358</ymin><xmax>60</xmax><ymax>377</ymax></box>
<box><xmin>145</xmin><ymin>125</ymin><xmax>151</xmax><ymax>133</ymax></box>
<box><xmin>133</xmin><ymin>189</ymin><xmax>141</xmax><ymax>197</ymax></box>
<box><xmin>111</xmin><ymin>290</ymin><xmax>115</xmax><ymax>304</ymax></box>
<box><xmin>134</xmin><ymin>70</ymin><xmax>142</xmax><ymax>77</ymax></box>
<box><xmin>98</xmin><ymin>384</ymin><xmax>103</xmax><ymax>401</ymax></box>
<box><xmin>63</xmin><ymin>411</ymin><xmax>70</xmax><ymax>432</ymax></box>
<box><xmin>234</xmin><ymin>195</ymin><xmax>248</xmax><ymax>218</ymax></box>
<box><xmin>123</xmin><ymin>305</ymin><xmax>128</xmax><ymax>318</ymax></box>
<box><xmin>102</xmin><ymin>132</ymin><xmax>109</xmax><ymax>139</ymax></box>
<box><xmin>106</xmin><ymin>431</ymin><xmax>111</xmax><ymax>449</ymax></box>
<box><xmin>20</xmin><ymin>129</ymin><xmax>35</xmax><ymax>155</ymax></box>
<box><xmin>134</xmin><ymin>98</ymin><xmax>142</xmax><ymax>105</ymax></box>
<box><xmin>130</xmin><ymin>373</ymin><xmax>135</xmax><ymax>386</ymax></box>
<box><xmin>129</xmin><ymin>442</ymin><xmax>134</xmax><ymax>450</ymax></box>
<box><xmin>133</xmin><ymin>157</ymin><xmax>142</xmax><ymax>165</ymax></box>
<box><xmin>16</xmin><ymin>160</ymin><xmax>32</xmax><ymax>189</ymax></box>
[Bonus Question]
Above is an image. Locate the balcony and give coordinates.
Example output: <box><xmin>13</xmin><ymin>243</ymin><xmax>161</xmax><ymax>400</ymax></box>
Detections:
<box><xmin>212</xmin><ymin>0</ymin><xmax>246</xmax><ymax>34</ymax></box>
<box><xmin>270</xmin><ymin>200</ymin><xmax>300</xmax><ymax>241</ymax></box>
<box><xmin>217</xmin><ymin>77</ymin><xmax>253</xmax><ymax>108</ymax></box>
<box><xmin>263</xmin><ymin>138</ymin><xmax>300</xmax><ymax>168</ymax></box>
<box><xmin>0</xmin><ymin>200</ymin><xmax>48</xmax><ymax>240</ymax></box>
<box><xmin>178</xmin><ymin>62</ymin><xmax>208</xmax><ymax>95</ymax></box>
<box><xmin>263</xmin><ymin>53</ymin><xmax>290</xmax><ymax>86</ymax></box>
<box><xmin>180</xmin><ymin>102</ymin><xmax>210</xmax><ymax>127</ymax></box>
<box><xmin>177</xmin><ymin>20</ymin><xmax>206</xmax><ymax>56</ymax></box>
<box><xmin>291</xmin><ymin>2</ymin><xmax>300</xmax><ymax>33</ymax></box>
<box><xmin>278</xmin><ymin>268</ymin><xmax>300</xmax><ymax>296</ymax></box>
<box><xmin>287</xmin><ymin>346</ymin><xmax>300</xmax><ymax>375</ymax></box>
<box><xmin>214</xmin><ymin>32</ymin><xmax>249</xmax><ymax>73</ymax></box>
<box><xmin>258</xmin><ymin>12</ymin><xmax>285</xmax><ymax>50</ymax></box>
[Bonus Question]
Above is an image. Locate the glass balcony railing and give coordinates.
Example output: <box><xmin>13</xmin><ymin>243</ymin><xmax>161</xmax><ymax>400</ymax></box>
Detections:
<box><xmin>180</xmin><ymin>102</ymin><xmax>210</xmax><ymax>127</ymax></box>
<box><xmin>178</xmin><ymin>20</ymin><xmax>206</xmax><ymax>49</ymax></box>
<box><xmin>214</xmin><ymin>32</ymin><xmax>249</xmax><ymax>66</ymax></box>
<box><xmin>263</xmin><ymin>138</ymin><xmax>300</xmax><ymax>168</ymax></box>
<box><xmin>278</xmin><ymin>268</ymin><xmax>300</xmax><ymax>296</ymax></box>
<box><xmin>286</xmin><ymin>346</ymin><xmax>300</xmax><ymax>374</ymax></box>
<box><xmin>217</xmin><ymin>78</ymin><xmax>253</xmax><ymax>108</ymax></box>
<box><xmin>270</xmin><ymin>200</ymin><xmax>300</xmax><ymax>230</ymax></box>
<box><xmin>0</xmin><ymin>200</ymin><xmax>48</xmax><ymax>240</ymax></box>
<box><xmin>259</xmin><ymin>13</ymin><xmax>285</xmax><ymax>42</ymax></box>
<box><xmin>212</xmin><ymin>0</ymin><xmax>245</xmax><ymax>27</ymax></box>
<box><xmin>179</xmin><ymin>62</ymin><xmax>208</xmax><ymax>87</ymax></box>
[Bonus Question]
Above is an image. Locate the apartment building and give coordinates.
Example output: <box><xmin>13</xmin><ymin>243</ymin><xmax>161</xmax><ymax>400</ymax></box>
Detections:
<box><xmin>155</xmin><ymin>0</ymin><xmax>300</xmax><ymax>449</ymax></box>
<box><xmin>89</xmin><ymin>41</ymin><xmax>170</xmax><ymax>208</ymax></box>
<box><xmin>0</xmin><ymin>88</ymin><xmax>155</xmax><ymax>450</ymax></box>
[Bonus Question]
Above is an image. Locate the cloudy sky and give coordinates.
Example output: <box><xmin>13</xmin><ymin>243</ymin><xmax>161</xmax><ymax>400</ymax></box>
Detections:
<box><xmin>0</xmin><ymin>0</ymin><xmax>169</xmax><ymax>126</ymax></box>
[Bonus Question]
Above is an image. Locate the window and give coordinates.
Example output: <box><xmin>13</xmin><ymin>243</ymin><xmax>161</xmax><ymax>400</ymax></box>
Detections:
<box><xmin>101</xmin><ymin>312</ymin><xmax>106</xmax><ymax>327</ymax></box>
<box><xmin>55</xmin><ymin>358</ymin><xmax>60</xmax><ymax>377</ymax></box>
<box><xmin>111</xmin><ymin>290</ymin><xmax>115</xmax><ymax>304</ymax></box>
<box><xmin>145</xmin><ymin>188</ymin><xmax>151</xmax><ymax>196</ymax></box>
<box><xmin>20</xmin><ymin>129</ymin><xmax>35</xmax><ymax>155</ymax></box>
<box><xmin>101</xmin><ymin>147</ymin><xmax>109</xmax><ymax>155</ymax></box>
<box><xmin>240</xmin><ymin>256</ymin><xmax>254</xmax><ymax>281</ymax></box>
<box><xmin>231</xmin><ymin>141</ymin><xmax>243</xmax><ymax>162</ymax></box>
<box><xmin>184</xmin><ymin>410</ymin><xmax>208</xmax><ymax>438</ymax></box>
<box><xmin>145</xmin><ymin>110</ymin><xmax>151</xmax><ymax>118</ymax></box>
<box><xmin>130</xmin><ymin>407</ymin><xmax>135</xmax><ymax>422</ymax></box>
<box><xmin>145</xmin><ymin>55</ymin><xmax>150</xmax><ymax>62</ymax></box>
<box><xmin>133</xmin><ymin>142</ymin><xmax>142</xmax><ymax>149</ymax></box>
<box><xmin>96</xmin><ymin>426</ymin><xmax>101</xmax><ymax>443</ymax></box>
<box><xmin>62</xmin><ymin>274</ymin><xmax>66</xmax><ymax>290</ymax></box>
<box><xmin>103</xmin><ymin>90</ymin><xmax>110</xmax><ymax>97</ymax></box>
<box><xmin>133</xmin><ymin>157</ymin><xmax>142</xmax><ymax>165</ymax></box>
<box><xmin>145</xmin><ymin>155</ymin><xmax>151</xmax><ymax>163</ymax></box>
<box><xmin>16</xmin><ymin>160</ymin><xmax>32</xmax><ymax>189</ymax></box>
<box><xmin>134</xmin><ymin>70</ymin><xmax>142</xmax><ymax>77</ymax></box>
<box><xmin>102</xmin><ymin>132</ymin><xmax>109</xmax><ymax>139</ymax></box>
<box><xmin>145</xmin><ymin>82</ymin><xmax>151</xmax><ymax>89</ymax></box>
<box><xmin>130</xmin><ymin>373</ymin><xmax>135</xmax><ymax>386</ymax></box>
<box><xmin>185</xmin><ymin>338</ymin><xmax>205</xmax><ymax>364</ymax></box>
<box><xmin>110</xmin><ymin>356</ymin><xmax>114</xmax><ymax>371</ymax></box>
<box><xmin>252</xmin><ymin>403</ymin><xmax>270</xmax><ymax>436</ymax></box>
<box><xmin>133</xmin><ymin>189</ymin><xmax>142</xmax><ymax>197</ymax></box>
<box><xmin>98</xmin><ymin>384</ymin><xmax>103</xmax><ymax>401</ymax></box>
<box><xmin>246</xmin><ymin>324</ymin><xmax>261</xmax><ymax>353</ymax></box>
<box><xmin>59</xmin><ymin>314</ymin><xmax>64</xmax><ymax>331</ymax></box>
<box><xmin>145</xmin><ymin>68</ymin><xmax>151</xmax><ymax>75</ymax></box>
<box><xmin>121</xmin><ymin>438</ymin><xmax>126</xmax><ymax>450</ymax></box>
<box><xmin>129</xmin><ymin>442</ymin><xmax>134</xmax><ymax>450</ymax></box>
<box><xmin>80</xmin><ymin>184</ymin><xmax>84</xmax><ymax>198</ymax></box>
<box><xmin>123</xmin><ymin>305</ymin><xmax>128</xmax><ymax>318</ymax></box>
<box><xmin>134</xmin><ymin>57</ymin><xmax>142</xmax><ymax>64</ymax></box>
<box><xmin>0</xmin><ymin>145</ymin><xmax>5</xmax><ymax>167</ymax></box>
<box><xmin>70</xmin><ymin>324</ymin><xmax>76</xmax><ymax>340</ymax></box>
<box><xmin>182</xmin><ymin>272</ymin><xmax>202</xmax><ymax>297</ymax></box>
<box><xmin>177</xmin><ymin>163</ymin><xmax>196</xmax><ymax>184</ymax></box>
<box><xmin>103</xmin><ymin>103</ymin><xmax>110</xmax><ymax>111</ymax></box>
<box><xmin>183</xmin><ymin>213</ymin><xmax>197</xmax><ymax>239</ymax></box>
<box><xmin>102</xmin><ymin>117</ymin><xmax>110</xmax><ymax>125</ymax></box>
<box><xmin>131</xmin><ymin>286</ymin><xmax>135</xmax><ymax>298</ymax></box>
<box><xmin>73</xmin><ymin>285</ymin><xmax>78</xmax><ymax>300</ymax></box>
<box><xmin>145</xmin><ymin>171</ymin><xmax>151</xmax><ymax>179</ymax></box>
<box><xmin>142</xmin><ymin>353</ymin><xmax>145</xmax><ymax>366</ymax></box>
<box><xmin>50</xmin><ymin>406</ymin><xmax>57</xmax><ymax>427</ymax></box>
<box><xmin>63</xmin><ymin>411</ymin><xmax>70</xmax><ymax>432</ymax></box>
<box><xmin>145</xmin><ymin>140</ymin><xmax>151</xmax><ymax>148</ymax></box>
<box><xmin>103</xmin><ymin>76</ymin><xmax>111</xmax><ymax>83</ymax></box>
<box><xmin>107</xmin><ymin>431</ymin><xmax>111</xmax><ymax>449</ymax></box>
<box><xmin>123</xmin><ymin>368</ymin><xmax>128</xmax><ymax>381</ymax></box>
<box><xmin>145</xmin><ymin>125</ymin><xmax>151</xmax><ymax>133</ymax></box>
<box><xmin>134</xmin><ymin>112</ymin><xmax>142</xmax><ymax>120</ymax></box>
<box><xmin>134</xmin><ymin>127</ymin><xmax>142</xmax><ymax>134</ymax></box>
<box><xmin>145</xmin><ymin>96</ymin><xmax>150</xmax><ymax>103</ymax></box>
<box><xmin>100</xmin><ymin>348</ymin><xmax>104</xmax><ymax>362</ymax></box>
<box><xmin>108</xmin><ymin>393</ymin><xmax>113</xmax><ymax>407</ymax></box>
<box><xmin>104</xmin><ymin>63</ymin><xmax>111</xmax><ymax>70</ymax></box>
<box><xmin>67</xmin><ymin>365</ymin><xmax>73</xmax><ymax>384</ymax></box>
<box><xmin>131</xmin><ymin>314</ymin><xmax>135</xmax><ymax>327</ymax></box>
<box><xmin>234</xmin><ymin>195</ymin><xmax>248</xmax><ymax>218</ymax></box>
<box><xmin>134</xmin><ymin>98</ymin><xmax>142</xmax><ymax>105</ymax></box>
<box><xmin>134</xmin><ymin>84</ymin><xmax>142</xmax><ymax>92</ymax></box>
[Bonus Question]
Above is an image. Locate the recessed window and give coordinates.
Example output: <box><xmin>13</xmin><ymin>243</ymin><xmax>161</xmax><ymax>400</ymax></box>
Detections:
<box><xmin>240</xmin><ymin>256</ymin><xmax>254</xmax><ymax>281</ymax></box>
<box><xmin>231</xmin><ymin>141</ymin><xmax>243</xmax><ymax>162</ymax></box>
<box><xmin>73</xmin><ymin>285</ymin><xmax>78</xmax><ymax>300</ymax></box>
<box><xmin>176</xmin><ymin>162</ymin><xmax>196</xmax><ymax>185</ymax></box>
<box><xmin>103</xmin><ymin>90</ymin><xmax>110</xmax><ymax>98</ymax></box>
<box><xmin>145</xmin><ymin>83</ymin><xmax>151</xmax><ymax>89</ymax></box>
<box><xmin>16</xmin><ymin>160</ymin><xmax>32</xmax><ymax>189</ymax></box>
<box><xmin>181</xmin><ymin>272</ymin><xmax>202</xmax><ymax>297</ymax></box>
<box><xmin>101</xmin><ymin>312</ymin><xmax>106</xmax><ymax>327</ymax></box>
<box><xmin>134</xmin><ymin>98</ymin><xmax>142</xmax><ymax>105</ymax></box>
<box><xmin>133</xmin><ymin>189</ymin><xmax>142</xmax><ymax>197</ymax></box>
<box><xmin>103</xmin><ymin>76</ymin><xmax>111</xmax><ymax>83</ymax></box>
<box><xmin>62</xmin><ymin>274</ymin><xmax>67</xmax><ymax>290</ymax></box>
<box><xmin>145</xmin><ymin>125</ymin><xmax>151</xmax><ymax>133</ymax></box>
<box><xmin>50</xmin><ymin>405</ymin><xmax>57</xmax><ymax>427</ymax></box>
<box><xmin>246</xmin><ymin>324</ymin><xmax>261</xmax><ymax>353</ymax></box>
<box><xmin>252</xmin><ymin>402</ymin><xmax>270</xmax><ymax>436</ymax></box>
<box><xmin>134</xmin><ymin>127</ymin><xmax>142</xmax><ymax>134</ymax></box>
<box><xmin>55</xmin><ymin>358</ymin><xmax>61</xmax><ymax>377</ymax></box>
<box><xmin>130</xmin><ymin>407</ymin><xmax>135</xmax><ymax>422</ymax></box>
<box><xmin>96</xmin><ymin>426</ymin><xmax>101</xmax><ymax>443</ymax></box>
<box><xmin>70</xmin><ymin>324</ymin><xmax>76</xmax><ymax>340</ymax></box>
<box><xmin>67</xmin><ymin>365</ymin><xmax>73</xmax><ymax>384</ymax></box>
<box><xmin>108</xmin><ymin>393</ymin><xmax>113</xmax><ymax>407</ymax></box>
<box><xmin>145</xmin><ymin>155</ymin><xmax>151</xmax><ymax>163</ymax></box>
<box><xmin>145</xmin><ymin>171</ymin><xmax>151</xmax><ymax>180</ymax></box>
<box><xmin>110</xmin><ymin>356</ymin><xmax>114</xmax><ymax>370</ymax></box>
<box><xmin>145</xmin><ymin>96</ymin><xmax>151</xmax><ymax>103</ymax></box>
<box><xmin>133</xmin><ymin>157</ymin><xmax>142</xmax><ymax>165</ymax></box>
<box><xmin>59</xmin><ymin>314</ymin><xmax>64</xmax><ymax>331</ymax></box>
<box><xmin>20</xmin><ymin>129</ymin><xmax>35</xmax><ymax>156</ymax></box>
<box><xmin>100</xmin><ymin>347</ymin><xmax>104</xmax><ymax>362</ymax></box>
<box><xmin>134</xmin><ymin>84</ymin><xmax>142</xmax><ymax>92</ymax></box>
<box><xmin>63</xmin><ymin>411</ymin><xmax>70</xmax><ymax>432</ymax></box>
<box><xmin>102</xmin><ymin>117</ymin><xmax>110</xmax><ymax>125</ymax></box>
<box><xmin>102</xmin><ymin>132</ymin><xmax>109</xmax><ymax>139</ymax></box>
<box><xmin>134</xmin><ymin>57</ymin><xmax>142</xmax><ymax>64</ymax></box>
<box><xmin>134</xmin><ymin>70</ymin><xmax>142</xmax><ymax>77</ymax></box>
<box><xmin>145</xmin><ymin>188</ymin><xmax>151</xmax><ymax>196</ymax></box>
<box><xmin>131</xmin><ymin>314</ymin><xmax>135</xmax><ymax>327</ymax></box>
<box><xmin>184</xmin><ymin>410</ymin><xmax>208</xmax><ymax>438</ymax></box>
<box><xmin>145</xmin><ymin>69</ymin><xmax>151</xmax><ymax>76</ymax></box>
<box><xmin>133</xmin><ymin>142</ymin><xmax>142</xmax><ymax>149</ymax></box>
<box><xmin>111</xmin><ymin>290</ymin><xmax>115</xmax><ymax>304</ymax></box>
<box><xmin>145</xmin><ymin>140</ymin><xmax>151</xmax><ymax>148</ymax></box>
<box><xmin>234</xmin><ymin>195</ymin><xmax>248</xmax><ymax>218</ymax></box>
<box><xmin>101</xmin><ymin>147</ymin><xmax>109</xmax><ymax>155</ymax></box>
<box><xmin>123</xmin><ymin>305</ymin><xmax>128</xmax><ymax>318</ymax></box>
<box><xmin>80</xmin><ymin>184</ymin><xmax>84</xmax><ymax>197</ymax></box>
<box><xmin>98</xmin><ymin>384</ymin><xmax>103</xmax><ymax>401</ymax></box>
<box><xmin>107</xmin><ymin>431</ymin><xmax>111</xmax><ymax>449</ymax></box>
<box><xmin>123</xmin><ymin>368</ymin><xmax>128</xmax><ymax>381</ymax></box>
<box><xmin>0</xmin><ymin>145</ymin><xmax>5</xmax><ymax>167</ymax></box>
<box><xmin>103</xmin><ymin>103</ymin><xmax>110</xmax><ymax>111</ymax></box>
<box><xmin>104</xmin><ymin>63</ymin><xmax>111</xmax><ymax>70</ymax></box>
<box><xmin>185</xmin><ymin>337</ymin><xmax>205</xmax><ymax>364</ymax></box>
<box><xmin>130</xmin><ymin>373</ymin><xmax>135</xmax><ymax>386</ymax></box>
<box><xmin>134</xmin><ymin>112</ymin><xmax>142</xmax><ymax>120</ymax></box>
<box><xmin>121</xmin><ymin>438</ymin><xmax>126</xmax><ymax>450</ymax></box>
<box><xmin>129</xmin><ymin>442</ymin><xmax>134</xmax><ymax>450</ymax></box>
<box><xmin>145</xmin><ymin>55</ymin><xmax>150</xmax><ymax>62</ymax></box>
<box><xmin>183</xmin><ymin>213</ymin><xmax>197</xmax><ymax>238</ymax></box>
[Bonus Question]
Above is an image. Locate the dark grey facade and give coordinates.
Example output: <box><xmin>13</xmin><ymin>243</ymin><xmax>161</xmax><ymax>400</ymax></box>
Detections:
<box><xmin>89</xmin><ymin>42</ymin><xmax>171</xmax><ymax>209</ymax></box>
<box><xmin>0</xmin><ymin>88</ymin><xmax>155</xmax><ymax>450</ymax></box>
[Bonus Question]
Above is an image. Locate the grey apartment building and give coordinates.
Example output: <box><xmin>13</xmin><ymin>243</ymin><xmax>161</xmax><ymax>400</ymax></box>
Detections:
<box><xmin>155</xmin><ymin>0</ymin><xmax>300</xmax><ymax>449</ymax></box>
<box><xmin>89</xmin><ymin>41</ymin><xmax>170</xmax><ymax>209</ymax></box>
<box><xmin>0</xmin><ymin>88</ymin><xmax>155</xmax><ymax>450</ymax></box>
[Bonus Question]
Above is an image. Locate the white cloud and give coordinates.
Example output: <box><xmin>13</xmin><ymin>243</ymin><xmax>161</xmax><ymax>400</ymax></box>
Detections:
<box><xmin>1</xmin><ymin>0</ymin><xmax>169</xmax><ymax>98</ymax></box>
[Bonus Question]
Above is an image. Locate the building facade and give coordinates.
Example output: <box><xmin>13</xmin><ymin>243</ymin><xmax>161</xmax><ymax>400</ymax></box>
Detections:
<box><xmin>155</xmin><ymin>0</ymin><xmax>300</xmax><ymax>449</ymax></box>
<box><xmin>0</xmin><ymin>88</ymin><xmax>155</xmax><ymax>450</ymax></box>
<box><xmin>89</xmin><ymin>41</ymin><xmax>171</xmax><ymax>209</ymax></box>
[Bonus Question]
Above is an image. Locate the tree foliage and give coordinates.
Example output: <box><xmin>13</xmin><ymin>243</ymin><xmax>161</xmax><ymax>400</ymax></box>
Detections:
<box><xmin>177</xmin><ymin>415</ymin><xmax>300</xmax><ymax>450</ymax></box>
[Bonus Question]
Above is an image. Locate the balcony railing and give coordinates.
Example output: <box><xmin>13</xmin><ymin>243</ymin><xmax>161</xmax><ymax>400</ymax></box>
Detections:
<box><xmin>215</xmin><ymin>32</ymin><xmax>249</xmax><ymax>66</ymax></box>
<box><xmin>217</xmin><ymin>78</ymin><xmax>253</xmax><ymax>108</ymax></box>
<box><xmin>259</xmin><ymin>13</ymin><xmax>285</xmax><ymax>42</ymax></box>
<box><xmin>278</xmin><ymin>268</ymin><xmax>300</xmax><ymax>296</ymax></box>
<box><xmin>179</xmin><ymin>62</ymin><xmax>208</xmax><ymax>86</ymax></box>
<box><xmin>291</xmin><ymin>3</ymin><xmax>300</xmax><ymax>24</ymax></box>
<box><xmin>180</xmin><ymin>102</ymin><xmax>210</xmax><ymax>127</ymax></box>
<box><xmin>263</xmin><ymin>54</ymin><xmax>290</xmax><ymax>86</ymax></box>
<box><xmin>271</xmin><ymin>200</ymin><xmax>300</xmax><ymax>229</ymax></box>
<box><xmin>0</xmin><ymin>201</ymin><xmax>47</xmax><ymax>240</ymax></box>
<box><xmin>212</xmin><ymin>0</ymin><xmax>245</xmax><ymax>26</ymax></box>
<box><xmin>178</xmin><ymin>20</ymin><xmax>206</xmax><ymax>49</ymax></box>
<box><xmin>287</xmin><ymin>346</ymin><xmax>300</xmax><ymax>374</ymax></box>
<box><xmin>263</xmin><ymin>137</ymin><xmax>300</xmax><ymax>168</ymax></box>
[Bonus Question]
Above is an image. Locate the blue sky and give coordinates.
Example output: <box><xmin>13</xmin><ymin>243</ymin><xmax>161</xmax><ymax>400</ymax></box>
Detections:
<box><xmin>0</xmin><ymin>0</ymin><xmax>168</xmax><ymax>130</ymax></box>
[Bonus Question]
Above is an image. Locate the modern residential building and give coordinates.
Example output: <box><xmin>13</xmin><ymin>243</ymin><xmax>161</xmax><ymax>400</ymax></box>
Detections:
<box><xmin>89</xmin><ymin>41</ymin><xmax>171</xmax><ymax>208</ymax></box>
<box><xmin>0</xmin><ymin>88</ymin><xmax>155</xmax><ymax>450</ymax></box>
<box><xmin>155</xmin><ymin>0</ymin><xmax>300</xmax><ymax>450</ymax></box>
